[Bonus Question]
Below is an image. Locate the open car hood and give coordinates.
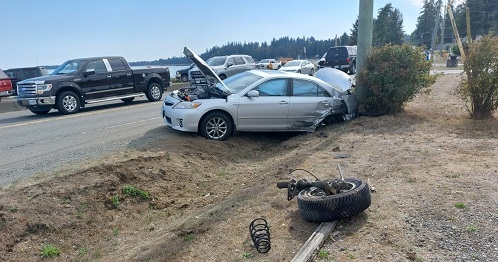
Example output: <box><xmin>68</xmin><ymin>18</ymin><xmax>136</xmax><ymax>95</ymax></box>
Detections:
<box><xmin>315</xmin><ymin>68</ymin><xmax>355</xmax><ymax>92</ymax></box>
<box><xmin>183</xmin><ymin>47</ymin><xmax>230</xmax><ymax>91</ymax></box>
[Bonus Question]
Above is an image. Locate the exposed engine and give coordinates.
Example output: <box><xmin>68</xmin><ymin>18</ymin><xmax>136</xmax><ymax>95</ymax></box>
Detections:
<box><xmin>176</xmin><ymin>85</ymin><xmax>227</xmax><ymax>101</ymax></box>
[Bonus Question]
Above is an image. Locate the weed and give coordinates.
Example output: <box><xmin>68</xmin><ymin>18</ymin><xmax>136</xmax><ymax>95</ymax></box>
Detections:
<box><xmin>347</xmin><ymin>253</ymin><xmax>356</xmax><ymax>259</ymax></box>
<box><xmin>40</xmin><ymin>244</ymin><xmax>60</xmax><ymax>258</ymax></box>
<box><xmin>76</xmin><ymin>211</ymin><xmax>84</xmax><ymax>219</ymax></box>
<box><xmin>416</xmin><ymin>257</ymin><xmax>423</xmax><ymax>262</ymax></box>
<box><xmin>183</xmin><ymin>233</ymin><xmax>194</xmax><ymax>242</ymax></box>
<box><xmin>8</xmin><ymin>207</ymin><xmax>18</xmax><ymax>212</ymax></box>
<box><xmin>113</xmin><ymin>228</ymin><xmax>120</xmax><ymax>236</ymax></box>
<box><xmin>317</xmin><ymin>249</ymin><xmax>331</xmax><ymax>259</ymax></box>
<box><xmin>465</xmin><ymin>224</ymin><xmax>478</xmax><ymax>233</ymax></box>
<box><xmin>122</xmin><ymin>185</ymin><xmax>150</xmax><ymax>200</ymax></box>
<box><xmin>111</xmin><ymin>196</ymin><xmax>120</xmax><ymax>208</ymax></box>
<box><xmin>471</xmin><ymin>254</ymin><xmax>479</xmax><ymax>260</ymax></box>
<box><xmin>242</xmin><ymin>252</ymin><xmax>252</xmax><ymax>259</ymax></box>
<box><xmin>454</xmin><ymin>202</ymin><xmax>466</xmax><ymax>209</ymax></box>
<box><xmin>78</xmin><ymin>247</ymin><xmax>88</xmax><ymax>255</ymax></box>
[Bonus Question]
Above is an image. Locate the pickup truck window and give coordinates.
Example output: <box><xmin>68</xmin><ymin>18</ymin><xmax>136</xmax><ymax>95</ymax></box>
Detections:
<box><xmin>108</xmin><ymin>58</ymin><xmax>127</xmax><ymax>71</ymax></box>
<box><xmin>87</xmin><ymin>60</ymin><xmax>108</xmax><ymax>74</ymax></box>
<box><xmin>53</xmin><ymin>60</ymin><xmax>81</xmax><ymax>75</ymax></box>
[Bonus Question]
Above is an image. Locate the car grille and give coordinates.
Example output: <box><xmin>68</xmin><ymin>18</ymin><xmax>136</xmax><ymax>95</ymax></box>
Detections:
<box><xmin>17</xmin><ymin>83</ymin><xmax>37</xmax><ymax>96</ymax></box>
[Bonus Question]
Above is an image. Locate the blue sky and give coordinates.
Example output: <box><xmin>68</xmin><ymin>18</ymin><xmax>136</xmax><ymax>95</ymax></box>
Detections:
<box><xmin>1</xmin><ymin>0</ymin><xmax>427</xmax><ymax>69</ymax></box>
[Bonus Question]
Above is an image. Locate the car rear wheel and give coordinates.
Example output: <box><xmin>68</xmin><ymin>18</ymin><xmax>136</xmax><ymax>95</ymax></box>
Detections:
<box><xmin>146</xmin><ymin>83</ymin><xmax>163</xmax><ymax>102</ymax></box>
<box><xmin>57</xmin><ymin>91</ymin><xmax>80</xmax><ymax>114</ymax></box>
<box><xmin>309</xmin><ymin>68</ymin><xmax>315</xmax><ymax>76</ymax></box>
<box><xmin>200</xmin><ymin>112</ymin><xmax>232</xmax><ymax>141</ymax></box>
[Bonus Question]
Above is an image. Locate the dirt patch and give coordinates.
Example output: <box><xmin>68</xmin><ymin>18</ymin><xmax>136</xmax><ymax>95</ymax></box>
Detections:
<box><xmin>1</xmin><ymin>74</ymin><xmax>497</xmax><ymax>261</ymax></box>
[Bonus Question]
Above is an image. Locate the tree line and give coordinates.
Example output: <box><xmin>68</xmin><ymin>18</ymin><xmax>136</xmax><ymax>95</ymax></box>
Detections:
<box><xmin>130</xmin><ymin>0</ymin><xmax>497</xmax><ymax>66</ymax></box>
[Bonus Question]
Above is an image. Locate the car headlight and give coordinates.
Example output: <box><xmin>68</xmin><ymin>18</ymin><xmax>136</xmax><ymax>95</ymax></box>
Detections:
<box><xmin>173</xmin><ymin>102</ymin><xmax>202</xmax><ymax>109</ymax></box>
<box><xmin>37</xmin><ymin>84</ymin><xmax>52</xmax><ymax>94</ymax></box>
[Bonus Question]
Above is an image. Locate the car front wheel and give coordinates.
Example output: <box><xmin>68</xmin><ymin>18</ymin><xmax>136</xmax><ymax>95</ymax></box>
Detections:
<box><xmin>200</xmin><ymin>112</ymin><xmax>232</xmax><ymax>141</ymax></box>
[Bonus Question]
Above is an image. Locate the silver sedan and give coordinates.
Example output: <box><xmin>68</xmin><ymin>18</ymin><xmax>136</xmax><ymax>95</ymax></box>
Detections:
<box><xmin>278</xmin><ymin>60</ymin><xmax>315</xmax><ymax>76</ymax></box>
<box><xmin>162</xmin><ymin>47</ymin><xmax>357</xmax><ymax>141</ymax></box>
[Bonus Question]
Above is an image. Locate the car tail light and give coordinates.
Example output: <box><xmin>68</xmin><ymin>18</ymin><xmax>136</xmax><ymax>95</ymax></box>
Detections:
<box><xmin>346</xmin><ymin>58</ymin><xmax>350</xmax><ymax>63</ymax></box>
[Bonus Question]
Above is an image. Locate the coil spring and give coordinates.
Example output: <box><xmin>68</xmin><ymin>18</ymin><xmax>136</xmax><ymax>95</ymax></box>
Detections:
<box><xmin>249</xmin><ymin>218</ymin><xmax>271</xmax><ymax>253</ymax></box>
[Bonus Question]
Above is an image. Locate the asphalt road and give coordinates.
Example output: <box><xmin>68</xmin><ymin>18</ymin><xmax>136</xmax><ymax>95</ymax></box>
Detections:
<box><xmin>0</xmin><ymin>97</ymin><xmax>170</xmax><ymax>186</ymax></box>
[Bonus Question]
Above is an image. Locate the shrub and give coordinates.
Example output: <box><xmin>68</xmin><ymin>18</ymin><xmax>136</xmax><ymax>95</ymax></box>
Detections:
<box><xmin>356</xmin><ymin>44</ymin><xmax>435</xmax><ymax>115</ymax></box>
<box><xmin>457</xmin><ymin>34</ymin><xmax>498</xmax><ymax>119</ymax></box>
<box><xmin>122</xmin><ymin>185</ymin><xmax>150</xmax><ymax>200</ymax></box>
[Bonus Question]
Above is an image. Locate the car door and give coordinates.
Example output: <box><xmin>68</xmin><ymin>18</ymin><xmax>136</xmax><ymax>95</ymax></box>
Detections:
<box><xmin>236</xmin><ymin>78</ymin><xmax>290</xmax><ymax>131</ymax></box>
<box><xmin>287</xmin><ymin>78</ymin><xmax>334</xmax><ymax>129</ymax></box>
<box><xmin>106</xmin><ymin>58</ymin><xmax>134</xmax><ymax>95</ymax></box>
<box><xmin>229</xmin><ymin>56</ymin><xmax>246</xmax><ymax>77</ymax></box>
<box><xmin>78</xmin><ymin>59</ymin><xmax>112</xmax><ymax>99</ymax></box>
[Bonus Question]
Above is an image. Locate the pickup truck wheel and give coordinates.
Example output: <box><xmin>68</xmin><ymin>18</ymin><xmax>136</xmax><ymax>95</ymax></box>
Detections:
<box><xmin>200</xmin><ymin>112</ymin><xmax>232</xmax><ymax>141</ymax></box>
<box><xmin>181</xmin><ymin>74</ymin><xmax>188</xmax><ymax>82</ymax></box>
<box><xmin>121</xmin><ymin>97</ymin><xmax>135</xmax><ymax>103</ymax></box>
<box><xmin>29</xmin><ymin>108</ymin><xmax>51</xmax><ymax>115</ymax></box>
<box><xmin>146</xmin><ymin>83</ymin><xmax>163</xmax><ymax>102</ymax></box>
<box><xmin>57</xmin><ymin>91</ymin><xmax>80</xmax><ymax>114</ymax></box>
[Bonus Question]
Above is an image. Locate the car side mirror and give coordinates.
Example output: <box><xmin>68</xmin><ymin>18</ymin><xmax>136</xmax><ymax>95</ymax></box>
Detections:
<box><xmin>84</xmin><ymin>69</ymin><xmax>95</xmax><ymax>77</ymax></box>
<box><xmin>247</xmin><ymin>90</ymin><xmax>259</xmax><ymax>98</ymax></box>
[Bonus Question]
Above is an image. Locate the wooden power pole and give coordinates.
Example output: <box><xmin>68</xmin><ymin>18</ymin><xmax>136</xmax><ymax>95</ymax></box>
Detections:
<box><xmin>447</xmin><ymin>1</ymin><xmax>466</xmax><ymax>62</ymax></box>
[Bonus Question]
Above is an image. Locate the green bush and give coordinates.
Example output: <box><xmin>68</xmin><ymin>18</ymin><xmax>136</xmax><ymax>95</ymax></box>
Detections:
<box><xmin>457</xmin><ymin>34</ymin><xmax>498</xmax><ymax>119</ymax></box>
<box><xmin>356</xmin><ymin>44</ymin><xmax>435</xmax><ymax>115</ymax></box>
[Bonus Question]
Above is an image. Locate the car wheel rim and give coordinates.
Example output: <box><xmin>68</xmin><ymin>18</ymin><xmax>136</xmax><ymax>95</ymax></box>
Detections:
<box><xmin>206</xmin><ymin>117</ymin><xmax>227</xmax><ymax>139</ymax></box>
<box><xmin>151</xmin><ymin>86</ymin><xmax>161</xmax><ymax>99</ymax></box>
<box><xmin>63</xmin><ymin>95</ymin><xmax>77</xmax><ymax>111</ymax></box>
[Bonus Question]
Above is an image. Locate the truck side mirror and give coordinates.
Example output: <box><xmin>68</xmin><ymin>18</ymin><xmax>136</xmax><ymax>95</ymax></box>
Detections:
<box><xmin>84</xmin><ymin>69</ymin><xmax>95</xmax><ymax>77</ymax></box>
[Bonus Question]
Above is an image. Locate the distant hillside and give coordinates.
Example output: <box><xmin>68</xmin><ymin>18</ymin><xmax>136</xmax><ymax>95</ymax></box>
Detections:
<box><xmin>129</xmin><ymin>36</ymin><xmax>348</xmax><ymax>66</ymax></box>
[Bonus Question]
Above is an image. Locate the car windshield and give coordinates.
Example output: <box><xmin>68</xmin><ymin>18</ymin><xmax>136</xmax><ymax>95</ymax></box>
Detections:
<box><xmin>51</xmin><ymin>59</ymin><xmax>84</xmax><ymax>75</ymax></box>
<box><xmin>216</xmin><ymin>71</ymin><xmax>263</xmax><ymax>94</ymax></box>
<box><xmin>207</xmin><ymin>57</ymin><xmax>227</xmax><ymax>66</ymax></box>
<box><xmin>284</xmin><ymin>61</ymin><xmax>301</xmax><ymax>67</ymax></box>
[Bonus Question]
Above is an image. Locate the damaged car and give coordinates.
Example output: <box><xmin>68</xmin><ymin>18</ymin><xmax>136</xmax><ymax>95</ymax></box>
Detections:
<box><xmin>161</xmin><ymin>47</ymin><xmax>358</xmax><ymax>141</ymax></box>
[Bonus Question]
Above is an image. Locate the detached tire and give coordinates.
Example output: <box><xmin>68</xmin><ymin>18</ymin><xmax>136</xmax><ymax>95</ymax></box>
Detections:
<box><xmin>146</xmin><ymin>83</ymin><xmax>163</xmax><ymax>102</ymax></box>
<box><xmin>297</xmin><ymin>178</ymin><xmax>371</xmax><ymax>222</ymax></box>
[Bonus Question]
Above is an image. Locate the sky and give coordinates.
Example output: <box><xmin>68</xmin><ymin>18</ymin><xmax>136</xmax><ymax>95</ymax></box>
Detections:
<box><xmin>1</xmin><ymin>0</ymin><xmax>429</xmax><ymax>69</ymax></box>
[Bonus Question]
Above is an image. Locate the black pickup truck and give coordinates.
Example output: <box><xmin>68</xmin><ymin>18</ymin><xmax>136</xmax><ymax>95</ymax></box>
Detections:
<box><xmin>16</xmin><ymin>56</ymin><xmax>170</xmax><ymax>115</ymax></box>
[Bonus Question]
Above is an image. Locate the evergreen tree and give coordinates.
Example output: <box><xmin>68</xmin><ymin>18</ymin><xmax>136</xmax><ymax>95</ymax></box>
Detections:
<box><xmin>349</xmin><ymin>17</ymin><xmax>359</xmax><ymax>45</ymax></box>
<box><xmin>373</xmin><ymin>3</ymin><xmax>405</xmax><ymax>46</ymax></box>
<box><xmin>412</xmin><ymin>0</ymin><xmax>438</xmax><ymax>48</ymax></box>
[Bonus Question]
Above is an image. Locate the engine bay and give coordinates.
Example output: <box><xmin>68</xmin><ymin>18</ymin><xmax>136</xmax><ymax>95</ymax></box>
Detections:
<box><xmin>175</xmin><ymin>85</ymin><xmax>227</xmax><ymax>101</ymax></box>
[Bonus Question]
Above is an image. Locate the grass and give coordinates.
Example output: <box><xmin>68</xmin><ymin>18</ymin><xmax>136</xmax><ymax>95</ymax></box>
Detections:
<box><xmin>78</xmin><ymin>247</ymin><xmax>88</xmax><ymax>255</ymax></box>
<box><xmin>454</xmin><ymin>202</ymin><xmax>467</xmax><ymax>209</ymax></box>
<box><xmin>8</xmin><ymin>207</ymin><xmax>18</xmax><ymax>212</ymax></box>
<box><xmin>465</xmin><ymin>224</ymin><xmax>478</xmax><ymax>233</ymax></box>
<box><xmin>40</xmin><ymin>244</ymin><xmax>60</xmax><ymax>258</ymax></box>
<box><xmin>242</xmin><ymin>252</ymin><xmax>252</xmax><ymax>259</ymax></box>
<box><xmin>111</xmin><ymin>196</ymin><xmax>120</xmax><ymax>208</ymax></box>
<box><xmin>183</xmin><ymin>233</ymin><xmax>194</xmax><ymax>242</ymax></box>
<box><xmin>122</xmin><ymin>185</ymin><xmax>150</xmax><ymax>200</ymax></box>
<box><xmin>317</xmin><ymin>249</ymin><xmax>331</xmax><ymax>259</ymax></box>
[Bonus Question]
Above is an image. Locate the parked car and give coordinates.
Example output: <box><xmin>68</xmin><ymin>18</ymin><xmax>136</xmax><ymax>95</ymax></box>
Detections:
<box><xmin>278</xmin><ymin>59</ymin><xmax>315</xmax><ymax>76</ymax></box>
<box><xmin>175</xmin><ymin>63</ymin><xmax>194</xmax><ymax>82</ymax></box>
<box><xmin>4</xmin><ymin>66</ymin><xmax>50</xmax><ymax>95</ymax></box>
<box><xmin>256</xmin><ymin>59</ymin><xmax>281</xmax><ymax>70</ymax></box>
<box><xmin>188</xmin><ymin>54</ymin><xmax>256</xmax><ymax>87</ymax></box>
<box><xmin>17</xmin><ymin>56</ymin><xmax>170</xmax><ymax>115</ymax></box>
<box><xmin>0</xmin><ymin>69</ymin><xmax>14</xmax><ymax>100</ymax></box>
<box><xmin>317</xmin><ymin>52</ymin><xmax>327</xmax><ymax>69</ymax></box>
<box><xmin>323</xmin><ymin>46</ymin><xmax>357</xmax><ymax>75</ymax></box>
<box><xmin>162</xmin><ymin>47</ymin><xmax>357</xmax><ymax>141</ymax></box>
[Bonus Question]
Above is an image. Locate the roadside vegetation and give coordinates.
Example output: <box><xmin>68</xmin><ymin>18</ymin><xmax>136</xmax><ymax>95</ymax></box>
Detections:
<box><xmin>457</xmin><ymin>34</ymin><xmax>498</xmax><ymax>119</ymax></box>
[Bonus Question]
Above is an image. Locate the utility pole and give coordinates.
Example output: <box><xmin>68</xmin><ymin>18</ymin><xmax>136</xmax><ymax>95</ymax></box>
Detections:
<box><xmin>431</xmin><ymin>0</ymin><xmax>442</xmax><ymax>58</ymax></box>
<box><xmin>440</xmin><ymin>3</ymin><xmax>446</xmax><ymax>56</ymax></box>
<box><xmin>466</xmin><ymin>7</ymin><xmax>471</xmax><ymax>44</ymax></box>
<box><xmin>356</xmin><ymin>0</ymin><xmax>374</xmax><ymax>106</ymax></box>
<box><xmin>447</xmin><ymin>1</ymin><xmax>466</xmax><ymax>62</ymax></box>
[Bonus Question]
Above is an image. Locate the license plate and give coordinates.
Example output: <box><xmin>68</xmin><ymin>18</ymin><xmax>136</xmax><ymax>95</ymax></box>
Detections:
<box><xmin>28</xmin><ymin>99</ymin><xmax>37</xmax><ymax>105</ymax></box>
